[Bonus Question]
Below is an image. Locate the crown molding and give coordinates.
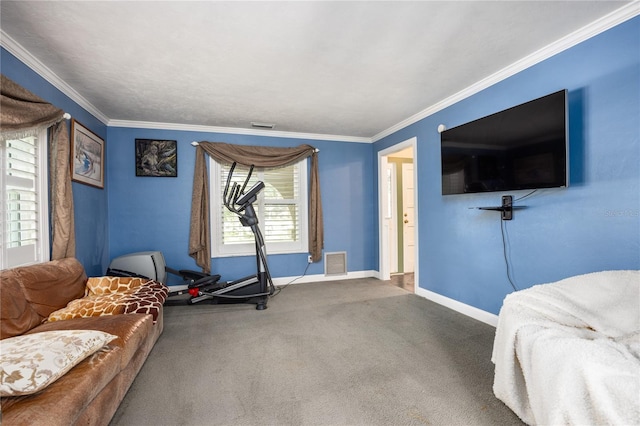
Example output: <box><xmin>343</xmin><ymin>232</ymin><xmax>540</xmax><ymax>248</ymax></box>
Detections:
<box><xmin>108</xmin><ymin>119</ymin><xmax>372</xmax><ymax>143</ymax></box>
<box><xmin>372</xmin><ymin>2</ymin><xmax>640</xmax><ymax>142</ymax></box>
<box><xmin>0</xmin><ymin>30</ymin><xmax>110</xmax><ymax>125</ymax></box>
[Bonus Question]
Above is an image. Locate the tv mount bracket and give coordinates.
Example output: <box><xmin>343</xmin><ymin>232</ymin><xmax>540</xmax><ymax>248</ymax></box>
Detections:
<box><xmin>476</xmin><ymin>195</ymin><xmax>525</xmax><ymax>220</ymax></box>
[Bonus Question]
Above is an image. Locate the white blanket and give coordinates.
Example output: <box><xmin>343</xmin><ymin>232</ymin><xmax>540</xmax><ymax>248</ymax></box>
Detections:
<box><xmin>492</xmin><ymin>270</ymin><xmax>640</xmax><ymax>425</ymax></box>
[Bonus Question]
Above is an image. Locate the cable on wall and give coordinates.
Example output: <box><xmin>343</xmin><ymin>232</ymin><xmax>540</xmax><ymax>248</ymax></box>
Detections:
<box><xmin>497</xmin><ymin>191</ymin><xmax>539</xmax><ymax>292</ymax></box>
<box><xmin>514</xmin><ymin>189</ymin><xmax>538</xmax><ymax>202</ymax></box>
<box><xmin>500</xmin><ymin>218</ymin><xmax>518</xmax><ymax>292</ymax></box>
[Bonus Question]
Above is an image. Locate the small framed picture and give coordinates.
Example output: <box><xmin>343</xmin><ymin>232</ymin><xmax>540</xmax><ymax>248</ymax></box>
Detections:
<box><xmin>135</xmin><ymin>139</ymin><xmax>177</xmax><ymax>177</ymax></box>
<box><xmin>71</xmin><ymin>119</ymin><xmax>105</xmax><ymax>189</ymax></box>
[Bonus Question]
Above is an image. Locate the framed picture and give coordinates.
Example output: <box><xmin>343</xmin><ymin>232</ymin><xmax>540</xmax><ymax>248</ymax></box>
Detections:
<box><xmin>71</xmin><ymin>119</ymin><xmax>105</xmax><ymax>189</ymax></box>
<box><xmin>135</xmin><ymin>139</ymin><xmax>178</xmax><ymax>177</ymax></box>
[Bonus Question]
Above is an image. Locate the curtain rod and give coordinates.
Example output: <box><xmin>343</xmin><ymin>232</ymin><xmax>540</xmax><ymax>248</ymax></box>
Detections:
<box><xmin>191</xmin><ymin>141</ymin><xmax>319</xmax><ymax>152</ymax></box>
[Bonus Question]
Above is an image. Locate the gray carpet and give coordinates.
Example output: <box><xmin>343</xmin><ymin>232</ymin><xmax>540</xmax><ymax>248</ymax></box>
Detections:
<box><xmin>110</xmin><ymin>278</ymin><xmax>524</xmax><ymax>425</ymax></box>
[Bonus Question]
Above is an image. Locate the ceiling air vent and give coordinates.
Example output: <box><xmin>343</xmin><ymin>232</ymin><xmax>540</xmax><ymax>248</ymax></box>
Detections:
<box><xmin>325</xmin><ymin>251</ymin><xmax>347</xmax><ymax>276</ymax></box>
<box><xmin>251</xmin><ymin>122</ymin><xmax>275</xmax><ymax>129</ymax></box>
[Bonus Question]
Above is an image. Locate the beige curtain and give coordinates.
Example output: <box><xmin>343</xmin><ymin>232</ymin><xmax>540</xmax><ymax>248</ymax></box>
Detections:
<box><xmin>49</xmin><ymin>121</ymin><xmax>76</xmax><ymax>259</ymax></box>
<box><xmin>189</xmin><ymin>142</ymin><xmax>323</xmax><ymax>273</ymax></box>
<box><xmin>0</xmin><ymin>74</ymin><xmax>75</xmax><ymax>260</ymax></box>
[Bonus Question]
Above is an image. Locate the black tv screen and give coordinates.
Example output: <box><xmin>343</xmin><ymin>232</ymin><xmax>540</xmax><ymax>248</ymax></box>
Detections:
<box><xmin>441</xmin><ymin>89</ymin><xmax>568</xmax><ymax>195</ymax></box>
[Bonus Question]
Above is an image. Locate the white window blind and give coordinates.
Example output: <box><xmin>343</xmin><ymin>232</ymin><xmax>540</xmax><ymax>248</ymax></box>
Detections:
<box><xmin>211</xmin><ymin>159</ymin><xmax>308</xmax><ymax>257</ymax></box>
<box><xmin>1</xmin><ymin>131</ymin><xmax>49</xmax><ymax>269</ymax></box>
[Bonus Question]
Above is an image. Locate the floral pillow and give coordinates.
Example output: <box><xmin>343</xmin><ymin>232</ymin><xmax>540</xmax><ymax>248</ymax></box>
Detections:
<box><xmin>0</xmin><ymin>330</ymin><xmax>117</xmax><ymax>397</ymax></box>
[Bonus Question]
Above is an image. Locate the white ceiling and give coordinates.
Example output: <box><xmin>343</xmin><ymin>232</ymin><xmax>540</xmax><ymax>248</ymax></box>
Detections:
<box><xmin>0</xmin><ymin>1</ymin><xmax>634</xmax><ymax>141</ymax></box>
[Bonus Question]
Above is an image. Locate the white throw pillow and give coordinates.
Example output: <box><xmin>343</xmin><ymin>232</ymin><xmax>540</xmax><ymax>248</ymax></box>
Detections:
<box><xmin>0</xmin><ymin>330</ymin><xmax>117</xmax><ymax>396</ymax></box>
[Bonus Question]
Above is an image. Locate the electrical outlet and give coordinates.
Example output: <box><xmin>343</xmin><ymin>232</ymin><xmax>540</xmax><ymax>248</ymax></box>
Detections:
<box><xmin>307</xmin><ymin>255</ymin><xmax>313</xmax><ymax>263</ymax></box>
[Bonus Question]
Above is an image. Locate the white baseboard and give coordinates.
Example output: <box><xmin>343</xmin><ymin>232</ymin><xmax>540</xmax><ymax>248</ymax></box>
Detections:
<box><xmin>273</xmin><ymin>270</ymin><xmax>498</xmax><ymax>327</ymax></box>
<box><xmin>272</xmin><ymin>270</ymin><xmax>377</xmax><ymax>286</ymax></box>
<box><xmin>415</xmin><ymin>287</ymin><xmax>498</xmax><ymax>327</ymax></box>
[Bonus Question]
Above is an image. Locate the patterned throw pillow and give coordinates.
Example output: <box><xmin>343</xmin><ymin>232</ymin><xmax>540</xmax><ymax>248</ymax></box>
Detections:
<box><xmin>0</xmin><ymin>330</ymin><xmax>117</xmax><ymax>396</ymax></box>
<box><xmin>47</xmin><ymin>278</ymin><xmax>168</xmax><ymax>323</ymax></box>
<box><xmin>85</xmin><ymin>276</ymin><xmax>150</xmax><ymax>295</ymax></box>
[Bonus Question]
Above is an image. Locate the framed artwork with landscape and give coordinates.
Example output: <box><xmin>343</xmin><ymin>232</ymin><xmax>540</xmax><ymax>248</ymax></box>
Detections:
<box><xmin>71</xmin><ymin>119</ymin><xmax>105</xmax><ymax>189</ymax></box>
<box><xmin>135</xmin><ymin>139</ymin><xmax>177</xmax><ymax>177</ymax></box>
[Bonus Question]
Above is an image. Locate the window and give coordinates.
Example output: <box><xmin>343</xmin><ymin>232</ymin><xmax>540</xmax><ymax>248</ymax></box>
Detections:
<box><xmin>211</xmin><ymin>159</ymin><xmax>308</xmax><ymax>257</ymax></box>
<box><xmin>0</xmin><ymin>130</ymin><xmax>49</xmax><ymax>269</ymax></box>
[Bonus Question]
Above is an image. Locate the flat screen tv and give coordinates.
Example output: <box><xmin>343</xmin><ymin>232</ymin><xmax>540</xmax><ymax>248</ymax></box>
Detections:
<box><xmin>441</xmin><ymin>89</ymin><xmax>568</xmax><ymax>195</ymax></box>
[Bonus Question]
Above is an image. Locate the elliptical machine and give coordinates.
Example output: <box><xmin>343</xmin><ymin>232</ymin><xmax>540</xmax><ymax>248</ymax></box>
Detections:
<box><xmin>182</xmin><ymin>162</ymin><xmax>275</xmax><ymax>310</ymax></box>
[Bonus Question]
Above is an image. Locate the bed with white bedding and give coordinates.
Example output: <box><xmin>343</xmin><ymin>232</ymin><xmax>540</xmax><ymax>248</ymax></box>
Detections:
<box><xmin>492</xmin><ymin>270</ymin><xmax>640</xmax><ymax>425</ymax></box>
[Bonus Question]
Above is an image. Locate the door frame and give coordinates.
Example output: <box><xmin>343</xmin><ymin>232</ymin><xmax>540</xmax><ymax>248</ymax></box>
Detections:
<box><xmin>401</xmin><ymin>162</ymin><xmax>415</xmax><ymax>274</ymax></box>
<box><xmin>378</xmin><ymin>137</ymin><xmax>418</xmax><ymax>289</ymax></box>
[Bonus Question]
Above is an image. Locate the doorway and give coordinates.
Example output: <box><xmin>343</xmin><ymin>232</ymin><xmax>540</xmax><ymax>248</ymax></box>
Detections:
<box><xmin>378</xmin><ymin>137</ymin><xmax>418</xmax><ymax>293</ymax></box>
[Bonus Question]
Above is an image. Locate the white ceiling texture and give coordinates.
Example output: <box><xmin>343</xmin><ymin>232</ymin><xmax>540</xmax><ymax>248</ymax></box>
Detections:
<box><xmin>0</xmin><ymin>1</ymin><xmax>635</xmax><ymax>142</ymax></box>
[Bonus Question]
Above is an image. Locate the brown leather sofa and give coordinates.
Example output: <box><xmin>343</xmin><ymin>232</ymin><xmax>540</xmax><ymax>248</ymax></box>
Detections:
<box><xmin>0</xmin><ymin>257</ymin><xmax>167</xmax><ymax>426</ymax></box>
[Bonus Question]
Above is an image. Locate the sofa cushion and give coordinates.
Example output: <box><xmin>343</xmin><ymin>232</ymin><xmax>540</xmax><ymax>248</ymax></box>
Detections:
<box><xmin>27</xmin><ymin>313</ymin><xmax>156</xmax><ymax>370</ymax></box>
<box><xmin>0</xmin><ymin>269</ymin><xmax>42</xmax><ymax>339</ymax></box>
<box><xmin>14</xmin><ymin>258</ymin><xmax>87</xmax><ymax>319</ymax></box>
<box><xmin>0</xmin><ymin>330</ymin><xmax>117</xmax><ymax>396</ymax></box>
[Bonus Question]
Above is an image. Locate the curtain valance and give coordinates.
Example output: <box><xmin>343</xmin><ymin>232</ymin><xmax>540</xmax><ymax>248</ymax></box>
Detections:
<box><xmin>1</xmin><ymin>75</ymin><xmax>65</xmax><ymax>141</ymax></box>
<box><xmin>0</xmin><ymin>74</ymin><xmax>75</xmax><ymax>259</ymax></box>
<box><xmin>189</xmin><ymin>142</ymin><xmax>324</xmax><ymax>273</ymax></box>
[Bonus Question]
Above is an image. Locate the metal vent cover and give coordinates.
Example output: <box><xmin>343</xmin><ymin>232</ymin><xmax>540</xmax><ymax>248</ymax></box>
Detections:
<box><xmin>324</xmin><ymin>251</ymin><xmax>347</xmax><ymax>276</ymax></box>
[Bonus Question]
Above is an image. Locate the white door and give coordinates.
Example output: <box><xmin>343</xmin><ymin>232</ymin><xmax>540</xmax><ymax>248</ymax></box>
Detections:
<box><xmin>402</xmin><ymin>163</ymin><xmax>415</xmax><ymax>273</ymax></box>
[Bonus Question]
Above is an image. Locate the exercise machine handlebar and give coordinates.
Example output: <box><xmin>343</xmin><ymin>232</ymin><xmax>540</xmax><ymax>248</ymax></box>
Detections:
<box><xmin>224</xmin><ymin>162</ymin><xmax>263</xmax><ymax>214</ymax></box>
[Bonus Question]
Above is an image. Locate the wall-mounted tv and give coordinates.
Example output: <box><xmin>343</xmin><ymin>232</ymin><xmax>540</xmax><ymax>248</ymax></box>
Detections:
<box><xmin>441</xmin><ymin>89</ymin><xmax>568</xmax><ymax>195</ymax></box>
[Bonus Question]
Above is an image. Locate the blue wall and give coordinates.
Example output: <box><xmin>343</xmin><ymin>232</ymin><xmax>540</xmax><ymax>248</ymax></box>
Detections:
<box><xmin>106</xmin><ymin>128</ymin><xmax>376</xmax><ymax>283</ymax></box>
<box><xmin>1</xmin><ymin>48</ymin><xmax>109</xmax><ymax>276</ymax></box>
<box><xmin>374</xmin><ymin>17</ymin><xmax>640</xmax><ymax>314</ymax></box>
